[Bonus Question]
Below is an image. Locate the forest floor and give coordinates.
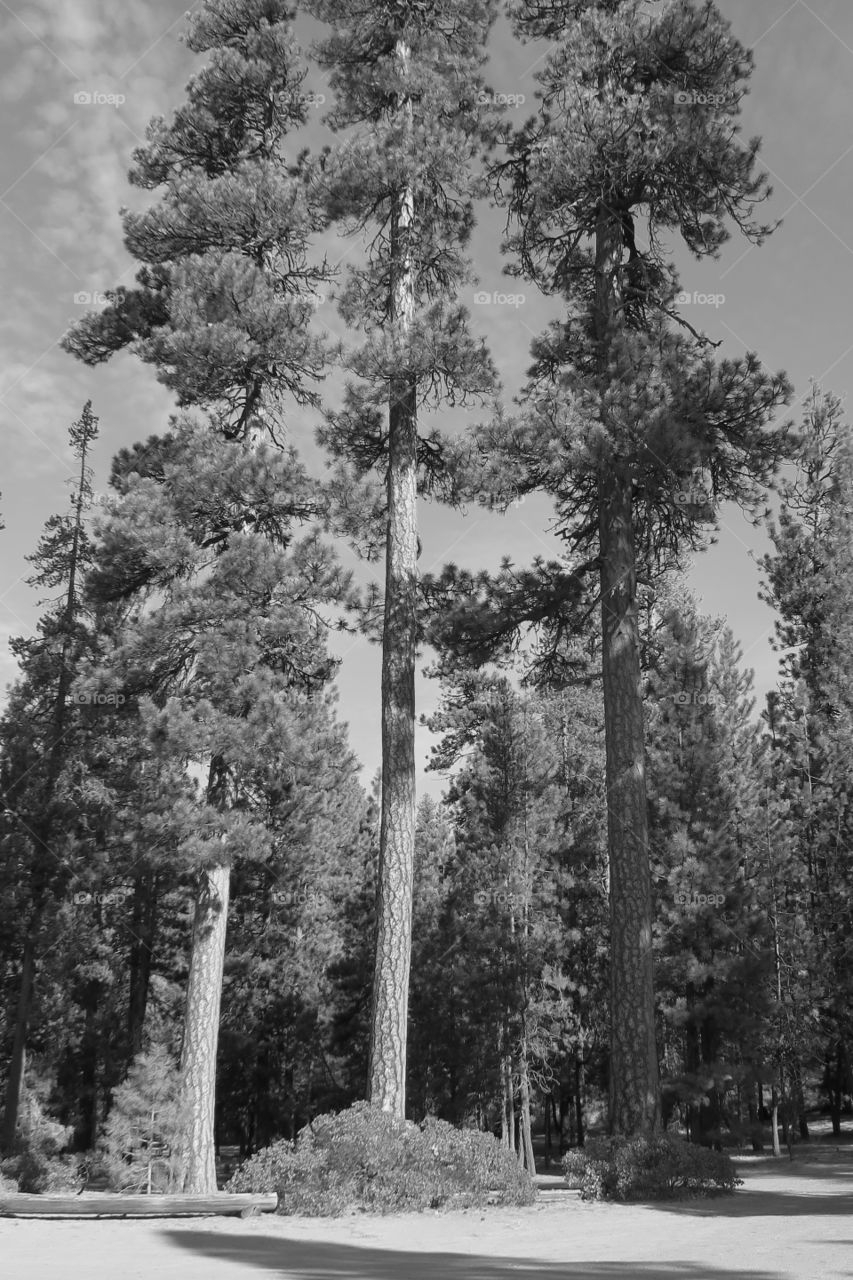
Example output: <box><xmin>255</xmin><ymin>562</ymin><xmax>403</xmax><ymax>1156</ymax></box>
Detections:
<box><xmin>2</xmin><ymin>1145</ymin><xmax>851</xmax><ymax>1280</ymax></box>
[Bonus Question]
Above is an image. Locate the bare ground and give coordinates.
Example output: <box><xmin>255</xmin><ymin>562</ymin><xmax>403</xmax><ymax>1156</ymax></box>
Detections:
<box><xmin>2</xmin><ymin>1147</ymin><xmax>852</xmax><ymax>1280</ymax></box>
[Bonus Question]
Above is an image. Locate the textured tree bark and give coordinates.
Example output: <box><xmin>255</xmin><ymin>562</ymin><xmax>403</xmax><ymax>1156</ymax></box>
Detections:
<box><xmin>595</xmin><ymin>201</ymin><xmax>661</xmax><ymax>1137</ymax></box>
<box><xmin>518</xmin><ymin>1048</ymin><xmax>536</xmax><ymax>1173</ymax></box>
<box><xmin>128</xmin><ymin>872</ymin><xmax>158</xmax><ymax>1061</ymax></box>
<box><xmin>179</xmin><ymin>860</ymin><xmax>230</xmax><ymax>1193</ymax></box>
<box><xmin>78</xmin><ymin>979</ymin><xmax>102</xmax><ymax>1151</ymax></box>
<box><xmin>770</xmin><ymin>1084</ymin><xmax>782</xmax><ymax>1158</ymax></box>
<box><xmin>1</xmin><ymin>934</ymin><xmax>34</xmax><ymax>1152</ymax></box>
<box><xmin>575</xmin><ymin>1053</ymin><xmax>586</xmax><ymax>1148</ymax></box>
<box><xmin>368</xmin><ymin>38</ymin><xmax>417</xmax><ymax>1119</ymax></box>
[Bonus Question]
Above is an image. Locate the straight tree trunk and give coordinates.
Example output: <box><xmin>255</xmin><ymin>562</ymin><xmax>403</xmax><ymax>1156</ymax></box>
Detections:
<box><xmin>78</xmin><ymin>980</ymin><xmax>101</xmax><ymax>1150</ymax></box>
<box><xmin>180</xmin><ymin>859</ymin><xmax>230</xmax><ymax>1193</ymax></box>
<box><xmin>1</xmin><ymin>933</ymin><xmax>35</xmax><ymax>1151</ymax></box>
<box><xmin>599</xmin><ymin>461</ymin><xmax>660</xmax><ymax>1135</ymax></box>
<box><xmin>368</xmin><ymin>38</ymin><xmax>418</xmax><ymax>1119</ymax></box>
<box><xmin>770</xmin><ymin>1083</ymin><xmax>782</xmax><ymax>1158</ymax></box>
<box><xmin>503</xmin><ymin>1054</ymin><xmax>516</xmax><ymax>1153</ymax></box>
<box><xmin>575</xmin><ymin>1054</ymin><xmax>586</xmax><ymax>1148</ymax></box>
<box><xmin>128</xmin><ymin>872</ymin><xmax>158</xmax><ymax>1061</ymax></box>
<box><xmin>594</xmin><ymin>202</ymin><xmax>660</xmax><ymax>1137</ymax></box>
<box><xmin>748</xmin><ymin>1082</ymin><xmax>763</xmax><ymax>1151</ymax></box>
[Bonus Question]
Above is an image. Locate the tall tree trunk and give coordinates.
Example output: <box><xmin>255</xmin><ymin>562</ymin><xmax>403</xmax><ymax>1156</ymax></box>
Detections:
<box><xmin>79</xmin><ymin>980</ymin><xmax>101</xmax><ymax>1150</ymax></box>
<box><xmin>1</xmin><ymin>931</ymin><xmax>35</xmax><ymax>1151</ymax></box>
<box><xmin>518</xmin><ymin>1048</ymin><xmax>536</xmax><ymax>1174</ymax></box>
<box><xmin>770</xmin><ymin>1083</ymin><xmax>782</xmax><ymax>1159</ymax></box>
<box><xmin>594</xmin><ymin>202</ymin><xmax>660</xmax><ymax>1138</ymax></box>
<box><xmin>128</xmin><ymin>872</ymin><xmax>158</xmax><ymax>1061</ymax></box>
<box><xmin>180</xmin><ymin>859</ymin><xmax>230</xmax><ymax>1193</ymax></box>
<box><xmin>575</xmin><ymin>1053</ymin><xmax>586</xmax><ymax>1148</ymax></box>
<box><xmin>502</xmin><ymin>1054</ymin><xmax>516</xmax><ymax>1153</ymax></box>
<box><xmin>368</xmin><ymin>38</ymin><xmax>417</xmax><ymax>1119</ymax></box>
<box><xmin>599</xmin><ymin>465</ymin><xmax>660</xmax><ymax>1135</ymax></box>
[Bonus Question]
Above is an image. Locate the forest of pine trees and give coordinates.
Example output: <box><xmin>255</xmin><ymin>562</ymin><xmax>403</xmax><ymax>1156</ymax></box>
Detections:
<box><xmin>0</xmin><ymin>0</ymin><xmax>850</xmax><ymax>1205</ymax></box>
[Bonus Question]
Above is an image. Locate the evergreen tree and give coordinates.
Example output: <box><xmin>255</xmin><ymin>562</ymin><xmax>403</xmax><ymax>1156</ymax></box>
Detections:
<box><xmin>644</xmin><ymin>593</ymin><xmax>773</xmax><ymax>1147</ymax></box>
<box><xmin>100</xmin><ymin>1044</ymin><xmax>187</xmax><ymax>1193</ymax></box>
<box><xmin>422</xmin><ymin>672</ymin><xmax>605</xmax><ymax>1161</ymax></box>
<box><xmin>81</xmin><ymin>421</ymin><xmax>353</xmax><ymax>1190</ymax></box>
<box><xmin>62</xmin><ymin>0</ymin><xmax>329</xmax><ymax>441</ymax></box>
<box><xmin>306</xmin><ymin>0</ymin><xmax>499</xmax><ymax>1115</ymax></box>
<box><xmin>760</xmin><ymin>386</ymin><xmax>853</xmax><ymax>1135</ymax></box>
<box><xmin>443</xmin><ymin>0</ymin><xmax>792</xmax><ymax>1134</ymax></box>
<box><xmin>0</xmin><ymin>404</ymin><xmax>99</xmax><ymax>1152</ymax></box>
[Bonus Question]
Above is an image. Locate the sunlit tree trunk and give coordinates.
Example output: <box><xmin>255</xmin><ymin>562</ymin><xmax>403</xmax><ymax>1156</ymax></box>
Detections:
<box><xmin>180</xmin><ymin>859</ymin><xmax>230</xmax><ymax>1193</ymax></box>
<box><xmin>368</xmin><ymin>38</ymin><xmax>418</xmax><ymax>1119</ymax></box>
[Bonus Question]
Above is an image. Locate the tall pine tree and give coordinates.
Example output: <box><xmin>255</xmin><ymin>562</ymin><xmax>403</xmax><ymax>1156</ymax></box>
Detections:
<box><xmin>308</xmin><ymin>0</ymin><xmax>498</xmax><ymax>1114</ymax></box>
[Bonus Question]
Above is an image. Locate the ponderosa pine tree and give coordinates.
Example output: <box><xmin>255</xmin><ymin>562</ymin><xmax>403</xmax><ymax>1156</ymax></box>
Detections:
<box><xmin>306</xmin><ymin>0</ymin><xmax>498</xmax><ymax>1115</ymax></box>
<box><xmin>60</xmin><ymin>0</ymin><xmax>343</xmax><ymax>1188</ymax></box>
<box><xmin>445</xmin><ymin>0</ymin><xmax>792</xmax><ymax>1135</ymax></box>
<box><xmin>760</xmin><ymin>386</ymin><xmax>853</xmax><ymax>1136</ymax></box>
<box><xmin>62</xmin><ymin>0</ymin><xmax>330</xmax><ymax>442</ymax></box>
<box><xmin>644</xmin><ymin>593</ymin><xmax>773</xmax><ymax>1146</ymax></box>
<box><xmin>82</xmin><ymin>422</ymin><xmax>353</xmax><ymax>1190</ymax></box>
<box><xmin>217</xmin><ymin>706</ymin><xmax>373</xmax><ymax>1147</ymax></box>
<box><xmin>0</xmin><ymin>403</ymin><xmax>99</xmax><ymax>1152</ymax></box>
<box><xmin>424</xmin><ymin>672</ymin><xmax>598</xmax><ymax>1162</ymax></box>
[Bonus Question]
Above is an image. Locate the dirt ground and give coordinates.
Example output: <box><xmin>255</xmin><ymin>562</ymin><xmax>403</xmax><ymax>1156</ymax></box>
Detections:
<box><xmin>2</xmin><ymin>1148</ymin><xmax>852</xmax><ymax>1280</ymax></box>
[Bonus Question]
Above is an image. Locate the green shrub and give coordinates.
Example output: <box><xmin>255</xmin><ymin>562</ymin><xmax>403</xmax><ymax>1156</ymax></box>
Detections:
<box><xmin>228</xmin><ymin>1100</ymin><xmax>535</xmax><ymax>1215</ymax></box>
<box><xmin>562</xmin><ymin>1133</ymin><xmax>742</xmax><ymax>1202</ymax></box>
<box><xmin>99</xmin><ymin>1044</ymin><xmax>187</xmax><ymax>1192</ymax></box>
<box><xmin>0</xmin><ymin>1086</ymin><xmax>81</xmax><ymax>1194</ymax></box>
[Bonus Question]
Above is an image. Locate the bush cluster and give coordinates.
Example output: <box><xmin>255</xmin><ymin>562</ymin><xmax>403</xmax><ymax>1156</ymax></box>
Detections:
<box><xmin>562</xmin><ymin>1133</ymin><xmax>742</xmax><ymax>1201</ymax></box>
<box><xmin>0</xmin><ymin>1089</ymin><xmax>82</xmax><ymax>1194</ymax></box>
<box><xmin>228</xmin><ymin>1100</ymin><xmax>535</xmax><ymax>1215</ymax></box>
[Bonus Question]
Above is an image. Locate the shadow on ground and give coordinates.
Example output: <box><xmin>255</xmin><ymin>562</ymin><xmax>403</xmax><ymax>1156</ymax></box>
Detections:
<box><xmin>647</xmin><ymin>1156</ymin><xmax>853</xmax><ymax>1218</ymax></box>
<box><xmin>163</xmin><ymin>1233</ymin><xmax>784</xmax><ymax>1280</ymax></box>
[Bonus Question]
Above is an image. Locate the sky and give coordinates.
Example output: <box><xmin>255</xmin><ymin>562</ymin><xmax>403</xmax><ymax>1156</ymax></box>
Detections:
<box><xmin>0</xmin><ymin>0</ymin><xmax>851</xmax><ymax>801</ymax></box>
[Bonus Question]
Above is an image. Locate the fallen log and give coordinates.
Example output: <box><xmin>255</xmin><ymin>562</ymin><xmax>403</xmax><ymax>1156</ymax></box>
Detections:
<box><xmin>0</xmin><ymin>1191</ymin><xmax>278</xmax><ymax>1219</ymax></box>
